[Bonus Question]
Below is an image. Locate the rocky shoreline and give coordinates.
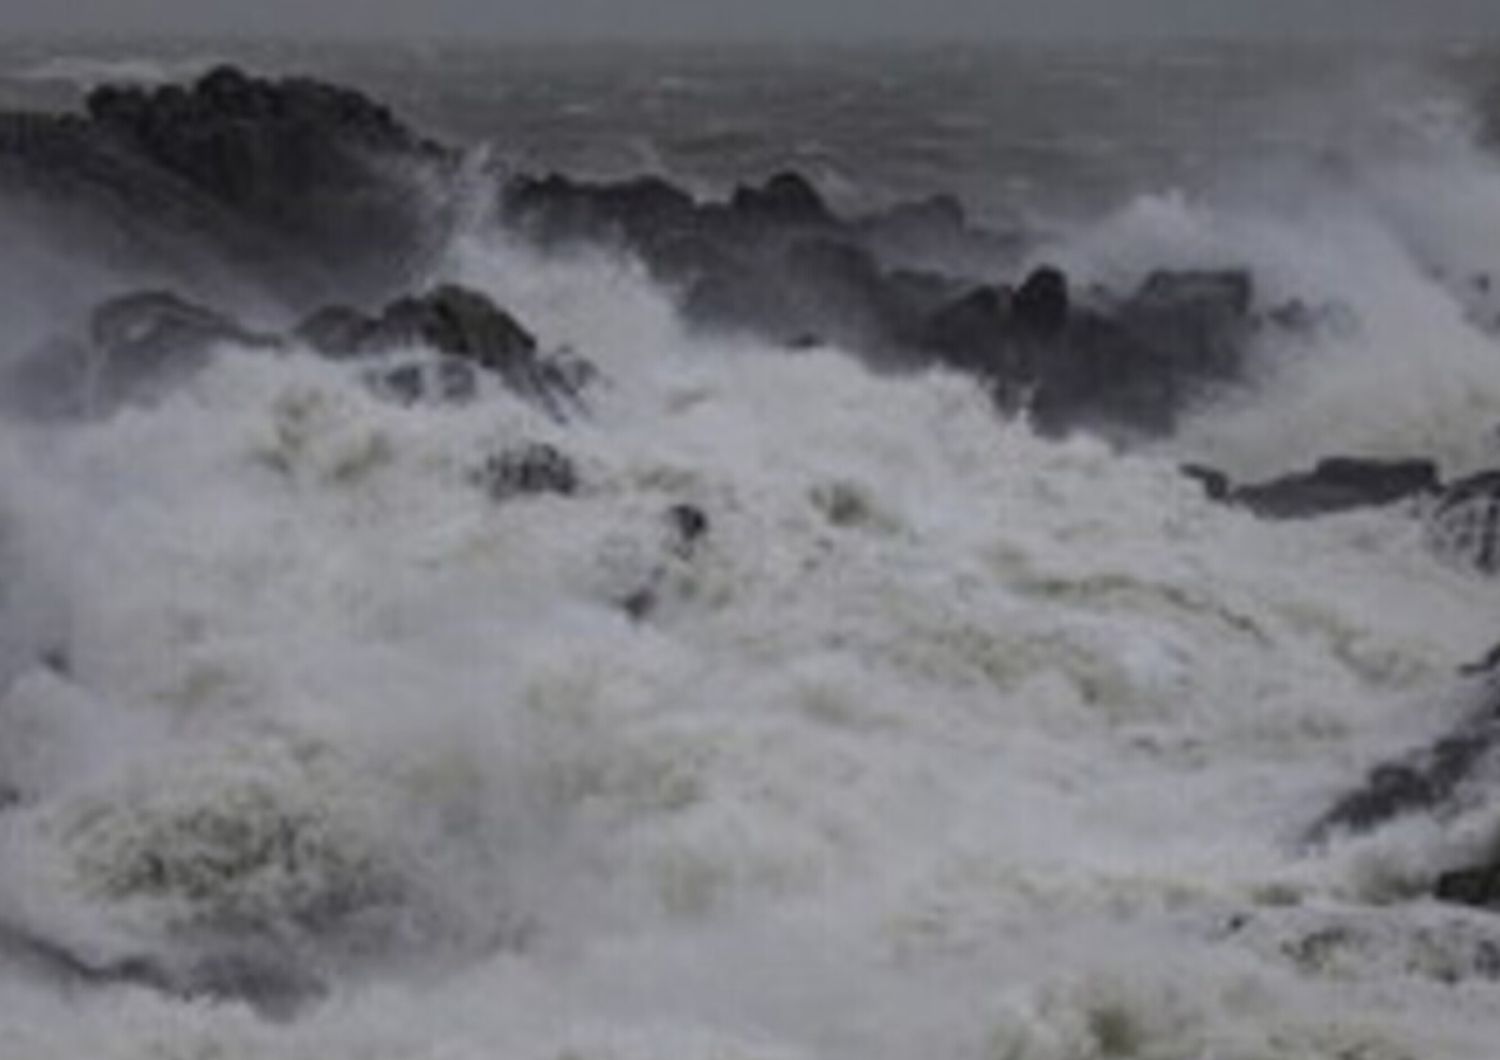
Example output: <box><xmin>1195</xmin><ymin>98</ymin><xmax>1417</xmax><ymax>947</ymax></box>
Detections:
<box><xmin>1</xmin><ymin>64</ymin><xmax>1499</xmax><ymax>1004</ymax></box>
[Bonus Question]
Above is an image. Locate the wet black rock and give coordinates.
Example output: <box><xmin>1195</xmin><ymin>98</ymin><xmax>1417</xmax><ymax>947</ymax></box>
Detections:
<box><xmin>373</xmin><ymin>285</ymin><xmax>538</xmax><ymax>371</ymax></box>
<box><xmin>299</xmin><ymin>284</ymin><xmax>594</xmax><ymax>419</ymax></box>
<box><xmin>1189</xmin><ymin>457</ymin><xmax>1442</xmax><ymax>520</ymax></box>
<box><xmin>503</xmin><ymin>172</ymin><xmax>697</xmax><ymax>251</ymax></box>
<box><xmin>1307</xmin><ymin>700</ymin><xmax>1500</xmax><ymax>843</ymax></box>
<box><xmin>1011</xmin><ymin>265</ymin><xmax>1070</xmax><ymax>338</ymax></box>
<box><xmin>503</xmin><ymin>169</ymin><xmax>956</xmax><ymax>351</ymax></box>
<box><xmin>0</xmin><ymin>66</ymin><xmax>1280</xmax><ymax>442</ymax></box>
<box><xmin>1428</xmin><ymin>470</ymin><xmax>1500</xmax><ymax>576</ymax></box>
<box><xmin>729</xmin><ymin>171</ymin><xmax>834</xmax><ymax>228</ymax></box>
<box><xmin>472</xmin><ymin>443</ymin><xmax>579</xmax><ymax>502</ymax></box>
<box><xmin>14</xmin><ymin>283</ymin><xmax>591</xmax><ymax>421</ymax></box>
<box><xmin>617</xmin><ymin>504</ymin><xmax>714</xmax><ymax>622</ymax></box>
<box><xmin>7</xmin><ymin>289</ymin><xmax>279</xmax><ymax>416</ymax></box>
<box><xmin>1022</xmin><ymin>268</ymin><xmax>1256</xmax><ymax>439</ymax></box>
<box><xmin>1181</xmin><ymin>464</ymin><xmax>1232</xmax><ymax>501</ymax></box>
<box><xmin>377</xmin><ymin>359</ymin><xmax>480</xmax><ymax>405</ymax></box>
<box><xmin>665</xmin><ymin>503</ymin><xmax>710</xmax><ymax>559</ymax></box>
<box><xmin>1461</xmin><ymin>643</ymin><xmax>1500</xmax><ymax>678</ymax></box>
<box><xmin>1435</xmin><ymin>864</ymin><xmax>1500</xmax><ymax>909</ymax></box>
<box><xmin>294</xmin><ymin>304</ymin><xmax>381</xmax><ymax>360</ymax></box>
<box><xmin>0</xmin><ymin>65</ymin><xmax>452</xmax><ymax>308</ymax></box>
<box><xmin>0</xmin><ymin>920</ymin><xmax>325</xmax><ymax>1019</ymax></box>
<box><xmin>500</xmin><ymin>162</ymin><xmax>1271</xmax><ymax>439</ymax></box>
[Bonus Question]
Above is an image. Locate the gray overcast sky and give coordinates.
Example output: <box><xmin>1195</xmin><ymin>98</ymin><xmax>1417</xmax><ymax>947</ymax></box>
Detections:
<box><xmin>3</xmin><ymin>0</ymin><xmax>1500</xmax><ymax>42</ymax></box>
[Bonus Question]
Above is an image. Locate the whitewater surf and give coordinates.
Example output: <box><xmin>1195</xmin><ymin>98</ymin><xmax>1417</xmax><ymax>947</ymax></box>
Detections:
<box><xmin>0</xmin><ymin>40</ymin><xmax>1497</xmax><ymax>1060</ymax></box>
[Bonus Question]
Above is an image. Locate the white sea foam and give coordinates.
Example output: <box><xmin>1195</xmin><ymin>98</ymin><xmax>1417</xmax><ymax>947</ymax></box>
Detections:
<box><xmin>0</xmin><ymin>213</ymin><xmax>1496</xmax><ymax>1057</ymax></box>
<box><xmin>1035</xmin><ymin>80</ymin><xmax>1500</xmax><ymax>480</ymax></box>
<box><xmin>10</xmin><ymin>56</ymin><xmax>225</xmax><ymax>90</ymax></box>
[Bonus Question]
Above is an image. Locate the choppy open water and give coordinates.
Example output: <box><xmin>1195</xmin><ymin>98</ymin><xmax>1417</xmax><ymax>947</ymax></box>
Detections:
<box><xmin>1</xmin><ymin>38</ymin><xmax>1499</xmax><ymax>1059</ymax></box>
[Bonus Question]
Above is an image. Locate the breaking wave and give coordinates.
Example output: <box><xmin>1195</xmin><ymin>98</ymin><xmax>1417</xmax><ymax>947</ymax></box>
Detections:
<box><xmin>0</xmin><ymin>42</ymin><xmax>1497</xmax><ymax>1060</ymax></box>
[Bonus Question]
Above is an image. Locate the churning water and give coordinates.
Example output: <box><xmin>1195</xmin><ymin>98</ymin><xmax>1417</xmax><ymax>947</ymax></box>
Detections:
<box><xmin>0</xmin><ymin>39</ymin><xmax>1499</xmax><ymax>1060</ymax></box>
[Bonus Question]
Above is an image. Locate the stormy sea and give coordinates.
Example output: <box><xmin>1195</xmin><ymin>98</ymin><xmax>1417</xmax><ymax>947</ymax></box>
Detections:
<box><xmin>2</xmin><ymin>35</ymin><xmax>1500</xmax><ymax>1059</ymax></box>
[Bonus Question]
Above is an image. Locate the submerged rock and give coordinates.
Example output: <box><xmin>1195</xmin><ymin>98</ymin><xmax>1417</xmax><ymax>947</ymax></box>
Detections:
<box><xmin>1187</xmin><ymin>457</ymin><xmax>1442</xmax><ymax>520</ymax></box>
<box><xmin>0</xmin><ymin>919</ymin><xmax>325</xmax><ymax>1019</ymax></box>
<box><xmin>665</xmin><ymin>503</ymin><xmax>710</xmax><ymax>559</ymax></box>
<box><xmin>373</xmin><ymin>284</ymin><xmax>539</xmax><ymax>372</ymax></box>
<box><xmin>6</xmin><ymin>289</ymin><xmax>279</xmax><ymax>416</ymax></box>
<box><xmin>1428</xmin><ymin>470</ymin><xmax>1500</xmax><ymax>576</ymax></box>
<box><xmin>472</xmin><ymin>443</ymin><xmax>579</xmax><ymax>501</ymax></box>
<box><xmin>12</xmin><ymin>283</ymin><xmax>591</xmax><ymax>421</ymax></box>
<box><xmin>1308</xmin><ymin>703</ymin><xmax>1500</xmax><ymax>843</ymax></box>
<box><xmin>1435</xmin><ymin>864</ymin><xmax>1500</xmax><ymax>909</ymax></box>
<box><xmin>299</xmin><ymin>284</ymin><xmax>594</xmax><ymax>419</ymax></box>
<box><xmin>617</xmin><ymin>504</ymin><xmax>714</xmax><ymax>621</ymax></box>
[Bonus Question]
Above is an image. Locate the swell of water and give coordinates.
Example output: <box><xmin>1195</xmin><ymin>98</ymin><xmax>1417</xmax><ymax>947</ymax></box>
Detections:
<box><xmin>0</xmin><ymin>41</ymin><xmax>1497</xmax><ymax>1060</ymax></box>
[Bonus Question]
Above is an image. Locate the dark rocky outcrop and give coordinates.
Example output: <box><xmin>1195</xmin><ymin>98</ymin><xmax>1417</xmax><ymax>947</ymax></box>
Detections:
<box><xmin>1428</xmin><ymin>471</ymin><xmax>1500</xmax><ymax>577</ymax></box>
<box><xmin>1011</xmin><ymin>265</ymin><xmax>1070</xmax><ymax>338</ymax></box>
<box><xmin>501</xmin><ymin>168</ymin><xmax>1268</xmax><ymax>438</ymax></box>
<box><xmin>619</xmin><ymin>504</ymin><xmax>714</xmax><ymax>621</ymax></box>
<box><xmin>1435</xmin><ymin>863</ymin><xmax>1500</xmax><ymax>910</ymax></box>
<box><xmin>298</xmin><ymin>284</ymin><xmax>594</xmax><ymax>419</ymax></box>
<box><xmin>0</xmin><ymin>918</ymin><xmax>323</xmax><ymax>1019</ymax></box>
<box><xmin>472</xmin><ymin>443</ymin><xmax>579</xmax><ymax>502</ymax></box>
<box><xmin>513</xmin><ymin>156</ymin><xmax>1276</xmax><ymax>432</ymax></box>
<box><xmin>944</xmin><ymin>266</ymin><xmax>1257</xmax><ymax>438</ymax></box>
<box><xmin>1307</xmin><ymin>675</ymin><xmax>1500</xmax><ymax>845</ymax></box>
<box><xmin>1462</xmin><ymin>643</ymin><xmax>1500</xmax><ymax>678</ymax></box>
<box><xmin>729</xmin><ymin>171</ymin><xmax>834</xmax><ymax>228</ymax></box>
<box><xmin>10</xmin><ymin>283</ymin><xmax>592</xmax><ymax>421</ymax></box>
<box><xmin>0</xmin><ymin>65</ymin><xmax>453</xmax><ymax>309</ymax></box>
<box><xmin>0</xmin><ymin>63</ymin><xmax>1276</xmax><ymax>442</ymax></box>
<box><xmin>6</xmin><ymin>289</ymin><xmax>280</xmax><ymax>416</ymax></box>
<box><xmin>1185</xmin><ymin>457</ymin><xmax>1442</xmax><ymax>520</ymax></box>
<box><xmin>665</xmin><ymin>503</ymin><xmax>710</xmax><ymax>560</ymax></box>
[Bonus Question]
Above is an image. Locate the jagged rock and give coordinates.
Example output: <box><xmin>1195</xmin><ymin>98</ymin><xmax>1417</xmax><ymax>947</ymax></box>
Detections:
<box><xmin>1036</xmin><ymin>269</ymin><xmax>1254</xmax><ymax>434</ymax></box>
<box><xmin>0</xmin><ymin>67</ymin><xmax>1276</xmax><ymax>443</ymax></box>
<box><xmin>1461</xmin><ymin>644</ymin><xmax>1500</xmax><ymax>678</ymax></box>
<box><xmin>6</xmin><ymin>289</ymin><xmax>279</xmax><ymax>416</ymax></box>
<box><xmin>1436</xmin><ymin>864</ymin><xmax>1500</xmax><ymax>909</ymax></box>
<box><xmin>665</xmin><ymin>503</ymin><xmax>710</xmax><ymax>559</ymax></box>
<box><xmin>1181</xmin><ymin>464</ymin><xmax>1232</xmax><ymax>501</ymax></box>
<box><xmin>919</xmin><ymin>267</ymin><xmax>1257</xmax><ymax>439</ymax></box>
<box><xmin>499</xmin><ymin>160</ymin><xmax>1262</xmax><ymax>439</ymax></box>
<box><xmin>1011</xmin><ymin>265</ymin><xmax>1070</xmax><ymax>338</ymax></box>
<box><xmin>1307</xmin><ymin>693</ymin><xmax>1500</xmax><ymax>842</ymax></box>
<box><xmin>300</xmin><ymin>285</ymin><xmax>537</xmax><ymax>371</ymax></box>
<box><xmin>84</xmin><ymin>65</ymin><xmax>449</xmax><ymax>281</ymax></box>
<box><xmin>618</xmin><ymin>504</ymin><xmax>714</xmax><ymax>621</ymax></box>
<box><xmin>377</xmin><ymin>360</ymin><xmax>479</xmax><ymax>405</ymax></box>
<box><xmin>12</xmin><ymin>283</ymin><xmax>591</xmax><ymax>421</ymax></box>
<box><xmin>372</xmin><ymin>285</ymin><xmax>538</xmax><ymax>372</ymax></box>
<box><xmin>294</xmin><ymin>304</ymin><xmax>379</xmax><ymax>359</ymax></box>
<box><xmin>502</xmin><ymin>172</ymin><xmax>697</xmax><ymax>253</ymax></box>
<box><xmin>472</xmin><ymin>443</ymin><xmax>578</xmax><ymax>501</ymax></box>
<box><xmin>729</xmin><ymin>171</ymin><xmax>834</xmax><ymax>228</ymax></box>
<box><xmin>1428</xmin><ymin>471</ymin><xmax>1500</xmax><ymax>576</ymax></box>
<box><xmin>1187</xmin><ymin>457</ymin><xmax>1442</xmax><ymax>519</ymax></box>
<box><xmin>88</xmin><ymin>289</ymin><xmax>276</xmax><ymax>362</ymax></box>
<box><xmin>299</xmin><ymin>285</ymin><xmax>593</xmax><ymax>419</ymax></box>
<box><xmin>0</xmin><ymin>919</ymin><xmax>324</xmax><ymax>1018</ymax></box>
<box><xmin>0</xmin><ymin>65</ymin><xmax>452</xmax><ymax>308</ymax></box>
<box><xmin>921</xmin><ymin>285</ymin><xmax>1035</xmax><ymax>407</ymax></box>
